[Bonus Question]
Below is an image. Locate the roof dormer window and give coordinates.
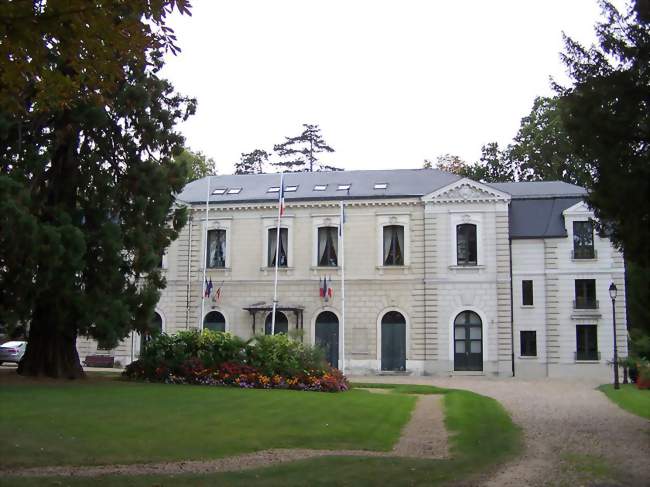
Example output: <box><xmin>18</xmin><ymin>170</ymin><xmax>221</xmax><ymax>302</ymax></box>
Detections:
<box><xmin>227</xmin><ymin>188</ymin><xmax>242</xmax><ymax>194</ymax></box>
<box><xmin>314</xmin><ymin>184</ymin><xmax>327</xmax><ymax>191</ymax></box>
<box><xmin>337</xmin><ymin>184</ymin><xmax>351</xmax><ymax>191</ymax></box>
<box><xmin>284</xmin><ymin>185</ymin><xmax>298</xmax><ymax>192</ymax></box>
<box><xmin>374</xmin><ymin>183</ymin><xmax>388</xmax><ymax>189</ymax></box>
<box><xmin>267</xmin><ymin>187</ymin><xmax>280</xmax><ymax>193</ymax></box>
<box><xmin>212</xmin><ymin>188</ymin><xmax>227</xmax><ymax>195</ymax></box>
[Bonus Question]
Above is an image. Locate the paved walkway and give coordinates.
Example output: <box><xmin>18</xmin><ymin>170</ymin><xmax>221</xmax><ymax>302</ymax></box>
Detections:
<box><xmin>352</xmin><ymin>375</ymin><xmax>650</xmax><ymax>487</ymax></box>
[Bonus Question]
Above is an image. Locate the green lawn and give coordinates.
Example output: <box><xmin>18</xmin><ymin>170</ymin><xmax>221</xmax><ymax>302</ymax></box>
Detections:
<box><xmin>598</xmin><ymin>383</ymin><xmax>650</xmax><ymax>419</ymax></box>
<box><xmin>0</xmin><ymin>380</ymin><xmax>523</xmax><ymax>487</ymax></box>
<box><xmin>0</xmin><ymin>378</ymin><xmax>415</xmax><ymax>468</ymax></box>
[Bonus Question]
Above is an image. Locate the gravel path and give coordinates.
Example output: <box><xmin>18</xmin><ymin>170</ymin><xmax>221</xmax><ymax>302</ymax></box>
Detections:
<box><xmin>1</xmin><ymin>390</ymin><xmax>448</xmax><ymax>478</ymax></box>
<box><xmin>353</xmin><ymin>376</ymin><xmax>650</xmax><ymax>487</ymax></box>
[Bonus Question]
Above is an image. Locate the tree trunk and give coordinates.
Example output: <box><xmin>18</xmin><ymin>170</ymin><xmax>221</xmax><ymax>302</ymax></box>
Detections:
<box><xmin>18</xmin><ymin>314</ymin><xmax>85</xmax><ymax>379</ymax></box>
<box><xmin>18</xmin><ymin>304</ymin><xmax>85</xmax><ymax>379</ymax></box>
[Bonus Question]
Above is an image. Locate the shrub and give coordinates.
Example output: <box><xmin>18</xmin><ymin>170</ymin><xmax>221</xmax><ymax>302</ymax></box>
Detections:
<box><xmin>637</xmin><ymin>362</ymin><xmax>650</xmax><ymax>390</ymax></box>
<box><xmin>123</xmin><ymin>330</ymin><xmax>346</xmax><ymax>393</ymax></box>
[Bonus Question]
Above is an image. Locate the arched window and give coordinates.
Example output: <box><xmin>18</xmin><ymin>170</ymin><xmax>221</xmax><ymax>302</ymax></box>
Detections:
<box><xmin>265</xmin><ymin>311</ymin><xmax>288</xmax><ymax>335</ymax></box>
<box><xmin>203</xmin><ymin>311</ymin><xmax>226</xmax><ymax>332</ymax></box>
<box><xmin>383</xmin><ymin>225</ymin><xmax>404</xmax><ymax>266</ymax></box>
<box><xmin>456</xmin><ymin>224</ymin><xmax>477</xmax><ymax>266</ymax></box>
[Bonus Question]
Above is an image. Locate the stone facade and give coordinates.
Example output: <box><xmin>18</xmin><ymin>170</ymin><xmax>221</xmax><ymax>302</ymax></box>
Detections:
<box><xmin>76</xmin><ymin>177</ymin><xmax>627</xmax><ymax>379</ymax></box>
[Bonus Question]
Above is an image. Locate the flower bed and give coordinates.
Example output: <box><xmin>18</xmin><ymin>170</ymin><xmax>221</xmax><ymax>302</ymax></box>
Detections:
<box><xmin>123</xmin><ymin>330</ymin><xmax>349</xmax><ymax>393</ymax></box>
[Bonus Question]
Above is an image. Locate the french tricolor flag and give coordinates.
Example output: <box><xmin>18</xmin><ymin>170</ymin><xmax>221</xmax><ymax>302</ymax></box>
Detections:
<box><xmin>278</xmin><ymin>176</ymin><xmax>285</xmax><ymax>216</ymax></box>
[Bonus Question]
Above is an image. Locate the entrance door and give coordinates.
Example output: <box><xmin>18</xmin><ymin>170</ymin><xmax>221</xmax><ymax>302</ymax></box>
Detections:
<box><xmin>315</xmin><ymin>311</ymin><xmax>339</xmax><ymax>367</ymax></box>
<box><xmin>453</xmin><ymin>311</ymin><xmax>483</xmax><ymax>371</ymax></box>
<box><xmin>204</xmin><ymin>311</ymin><xmax>226</xmax><ymax>332</ymax></box>
<box><xmin>381</xmin><ymin>311</ymin><xmax>406</xmax><ymax>371</ymax></box>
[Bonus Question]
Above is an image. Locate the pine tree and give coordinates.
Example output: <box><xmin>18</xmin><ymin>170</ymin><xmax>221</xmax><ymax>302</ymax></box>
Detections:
<box><xmin>0</xmin><ymin>1</ymin><xmax>195</xmax><ymax>378</ymax></box>
<box><xmin>558</xmin><ymin>0</ymin><xmax>649</xmax><ymax>268</ymax></box>
<box><xmin>235</xmin><ymin>149</ymin><xmax>268</xmax><ymax>174</ymax></box>
<box><xmin>272</xmin><ymin>124</ymin><xmax>339</xmax><ymax>172</ymax></box>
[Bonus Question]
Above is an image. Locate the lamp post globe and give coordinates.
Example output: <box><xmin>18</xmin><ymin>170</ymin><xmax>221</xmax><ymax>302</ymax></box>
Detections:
<box><xmin>609</xmin><ymin>283</ymin><xmax>619</xmax><ymax>390</ymax></box>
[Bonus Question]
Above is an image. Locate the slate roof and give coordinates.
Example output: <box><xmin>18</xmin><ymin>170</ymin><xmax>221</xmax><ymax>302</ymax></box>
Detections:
<box><xmin>178</xmin><ymin>169</ymin><xmax>588</xmax><ymax>239</ymax></box>
<box><xmin>177</xmin><ymin>168</ymin><xmax>461</xmax><ymax>204</ymax></box>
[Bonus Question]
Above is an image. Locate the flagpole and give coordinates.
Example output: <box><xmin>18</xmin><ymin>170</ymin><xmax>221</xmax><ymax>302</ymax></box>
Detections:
<box><xmin>271</xmin><ymin>172</ymin><xmax>284</xmax><ymax>335</ymax></box>
<box><xmin>200</xmin><ymin>176</ymin><xmax>211</xmax><ymax>331</ymax></box>
<box><xmin>340</xmin><ymin>201</ymin><xmax>346</xmax><ymax>374</ymax></box>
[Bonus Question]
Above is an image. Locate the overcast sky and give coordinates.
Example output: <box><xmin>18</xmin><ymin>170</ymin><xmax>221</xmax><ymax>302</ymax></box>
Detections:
<box><xmin>162</xmin><ymin>0</ymin><xmax>605</xmax><ymax>174</ymax></box>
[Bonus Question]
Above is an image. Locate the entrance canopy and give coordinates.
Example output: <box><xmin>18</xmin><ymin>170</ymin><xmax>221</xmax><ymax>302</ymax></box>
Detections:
<box><xmin>243</xmin><ymin>303</ymin><xmax>304</xmax><ymax>338</ymax></box>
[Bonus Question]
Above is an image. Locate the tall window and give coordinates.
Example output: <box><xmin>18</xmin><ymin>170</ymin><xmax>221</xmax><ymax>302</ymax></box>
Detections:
<box><xmin>206</xmin><ymin>229</ymin><xmax>226</xmax><ymax>268</ymax></box>
<box><xmin>573</xmin><ymin>221</ymin><xmax>595</xmax><ymax>259</ymax></box>
<box><xmin>383</xmin><ymin>225</ymin><xmax>404</xmax><ymax>266</ymax></box>
<box><xmin>574</xmin><ymin>279</ymin><xmax>597</xmax><ymax>309</ymax></box>
<box><xmin>456</xmin><ymin>224</ymin><xmax>477</xmax><ymax>266</ymax></box>
<box><xmin>268</xmin><ymin>228</ymin><xmax>288</xmax><ymax>267</ymax></box>
<box><xmin>576</xmin><ymin>325</ymin><xmax>598</xmax><ymax>360</ymax></box>
<box><xmin>317</xmin><ymin>227</ymin><xmax>338</xmax><ymax>266</ymax></box>
<box><xmin>522</xmin><ymin>280</ymin><xmax>534</xmax><ymax>306</ymax></box>
<box><xmin>520</xmin><ymin>331</ymin><xmax>537</xmax><ymax>357</ymax></box>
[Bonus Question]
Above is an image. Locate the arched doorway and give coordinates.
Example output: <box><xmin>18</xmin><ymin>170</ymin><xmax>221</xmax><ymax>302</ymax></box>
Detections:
<box><xmin>315</xmin><ymin>311</ymin><xmax>339</xmax><ymax>367</ymax></box>
<box><xmin>141</xmin><ymin>311</ymin><xmax>163</xmax><ymax>352</ymax></box>
<box><xmin>381</xmin><ymin>311</ymin><xmax>406</xmax><ymax>371</ymax></box>
<box><xmin>453</xmin><ymin>311</ymin><xmax>483</xmax><ymax>371</ymax></box>
<box><xmin>265</xmin><ymin>311</ymin><xmax>288</xmax><ymax>335</ymax></box>
<box><xmin>203</xmin><ymin>311</ymin><xmax>226</xmax><ymax>332</ymax></box>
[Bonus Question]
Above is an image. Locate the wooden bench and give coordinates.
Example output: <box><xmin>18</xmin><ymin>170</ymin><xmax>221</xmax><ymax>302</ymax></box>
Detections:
<box><xmin>83</xmin><ymin>355</ymin><xmax>115</xmax><ymax>368</ymax></box>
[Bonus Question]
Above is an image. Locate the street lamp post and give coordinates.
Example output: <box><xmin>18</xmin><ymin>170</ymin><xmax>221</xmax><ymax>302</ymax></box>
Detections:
<box><xmin>609</xmin><ymin>283</ymin><xmax>620</xmax><ymax>390</ymax></box>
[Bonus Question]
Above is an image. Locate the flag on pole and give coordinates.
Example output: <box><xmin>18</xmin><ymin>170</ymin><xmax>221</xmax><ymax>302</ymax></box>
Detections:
<box><xmin>204</xmin><ymin>278</ymin><xmax>213</xmax><ymax>298</ymax></box>
<box><xmin>320</xmin><ymin>276</ymin><xmax>330</xmax><ymax>302</ymax></box>
<box><xmin>278</xmin><ymin>179</ymin><xmax>285</xmax><ymax>216</ymax></box>
<box><xmin>339</xmin><ymin>204</ymin><xmax>346</xmax><ymax>236</ymax></box>
<box><xmin>327</xmin><ymin>276</ymin><xmax>333</xmax><ymax>299</ymax></box>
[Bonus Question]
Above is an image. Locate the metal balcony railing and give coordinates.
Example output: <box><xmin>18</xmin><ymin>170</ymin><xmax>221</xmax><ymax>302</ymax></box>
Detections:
<box><xmin>572</xmin><ymin>248</ymin><xmax>597</xmax><ymax>260</ymax></box>
<box><xmin>573</xmin><ymin>298</ymin><xmax>599</xmax><ymax>310</ymax></box>
<box><xmin>575</xmin><ymin>351</ymin><xmax>601</xmax><ymax>361</ymax></box>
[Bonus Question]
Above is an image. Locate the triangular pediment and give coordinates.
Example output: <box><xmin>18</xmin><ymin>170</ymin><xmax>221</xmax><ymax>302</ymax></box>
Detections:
<box><xmin>563</xmin><ymin>200</ymin><xmax>592</xmax><ymax>216</ymax></box>
<box><xmin>422</xmin><ymin>178</ymin><xmax>511</xmax><ymax>203</ymax></box>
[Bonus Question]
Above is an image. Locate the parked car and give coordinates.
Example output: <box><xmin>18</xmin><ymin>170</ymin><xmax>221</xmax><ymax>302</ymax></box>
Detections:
<box><xmin>0</xmin><ymin>341</ymin><xmax>27</xmax><ymax>365</ymax></box>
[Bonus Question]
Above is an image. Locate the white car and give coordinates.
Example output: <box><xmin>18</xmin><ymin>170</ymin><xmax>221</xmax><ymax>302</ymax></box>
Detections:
<box><xmin>0</xmin><ymin>341</ymin><xmax>27</xmax><ymax>365</ymax></box>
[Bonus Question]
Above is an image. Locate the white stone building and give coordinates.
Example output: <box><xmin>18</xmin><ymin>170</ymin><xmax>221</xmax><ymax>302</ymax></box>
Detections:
<box><xmin>77</xmin><ymin>169</ymin><xmax>627</xmax><ymax>379</ymax></box>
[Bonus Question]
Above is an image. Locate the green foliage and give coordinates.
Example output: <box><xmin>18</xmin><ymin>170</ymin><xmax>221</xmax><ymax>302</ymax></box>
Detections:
<box><xmin>557</xmin><ymin>1</ymin><xmax>650</xmax><ymax>268</ymax></box>
<box><xmin>246</xmin><ymin>334</ymin><xmax>327</xmax><ymax>377</ymax></box>
<box><xmin>273</xmin><ymin>123</ymin><xmax>340</xmax><ymax>172</ymax></box>
<box><xmin>235</xmin><ymin>149</ymin><xmax>268</xmax><ymax>174</ymax></box>
<box><xmin>0</xmin><ymin>1</ymin><xmax>195</xmax><ymax>376</ymax></box>
<box><xmin>509</xmin><ymin>96</ymin><xmax>592</xmax><ymax>186</ymax></box>
<box><xmin>629</xmin><ymin>328</ymin><xmax>650</xmax><ymax>360</ymax></box>
<box><xmin>174</xmin><ymin>148</ymin><xmax>217</xmax><ymax>181</ymax></box>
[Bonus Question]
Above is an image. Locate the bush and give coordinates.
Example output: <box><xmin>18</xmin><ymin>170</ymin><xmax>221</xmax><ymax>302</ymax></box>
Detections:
<box><xmin>637</xmin><ymin>362</ymin><xmax>650</xmax><ymax>390</ymax></box>
<box><xmin>123</xmin><ymin>330</ymin><xmax>347</xmax><ymax>393</ymax></box>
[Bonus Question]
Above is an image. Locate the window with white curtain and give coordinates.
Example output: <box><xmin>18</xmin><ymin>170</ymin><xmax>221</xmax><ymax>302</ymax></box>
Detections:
<box><xmin>317</xmin><ymin>227</ymin><xmax>338</xmax><ymax>266</ymax></box>
<box><xmin>206</xmin><ymin>229</ymin><xmax>226</xmax><ymax>268</ymax></box>
<box><xmin>383</xmin><ymin>225</ymin><xmax>404</xmax><ymax>266</ymax></box>
<box><xmin>268</xmin><ymin>228</ymin><xmax>288</xmax><ymax>267</ymax></box>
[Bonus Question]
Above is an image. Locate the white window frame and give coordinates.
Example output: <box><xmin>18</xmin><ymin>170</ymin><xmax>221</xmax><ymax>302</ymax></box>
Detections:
<box><xmin>449</xmin><ymin>213</ymin><xmax>483</xmax><ymax>268</ymax></box>
<box><xmin>262</xmin><ymin>216</ymin><xmax>294</xmax><ymax>268</ymax></box>
<box><xmin>376</xmin><ymin>214</ymin><xmax>410</xmax><ymax>267</ymax></box>
<box><xmin>202</xmin><ymin>218</ymin><xmax>232</xmax><ymax>269</ymax></box>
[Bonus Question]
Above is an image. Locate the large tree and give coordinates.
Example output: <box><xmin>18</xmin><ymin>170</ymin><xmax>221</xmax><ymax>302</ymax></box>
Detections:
<box><xmin>273</xmin><ymin>124</ymin><xmax>339</xmax><ymax>172</ymax></box>
<box><xmin>557</xmin><ymin>0</ymin><xmax>649</xmax><ymax>268</ymax></box>
<box><xmin>509</xmin><ymin>96</ymin><xmax>593</xmax><ymax>186</ymax></box>
<box><xmin>0</xmin><ymin>1</ymin><xmax>195</xmax><ymax>378</ymax></box>
<box><xmin>234</xmin><ymin>149</ymin><xmax>268</xmax><ymax>174</ymax></box>
<box><xmin>174</xmin><ymin>148</ymin><xmax>217</xmax><ymax>181</ymax></box>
